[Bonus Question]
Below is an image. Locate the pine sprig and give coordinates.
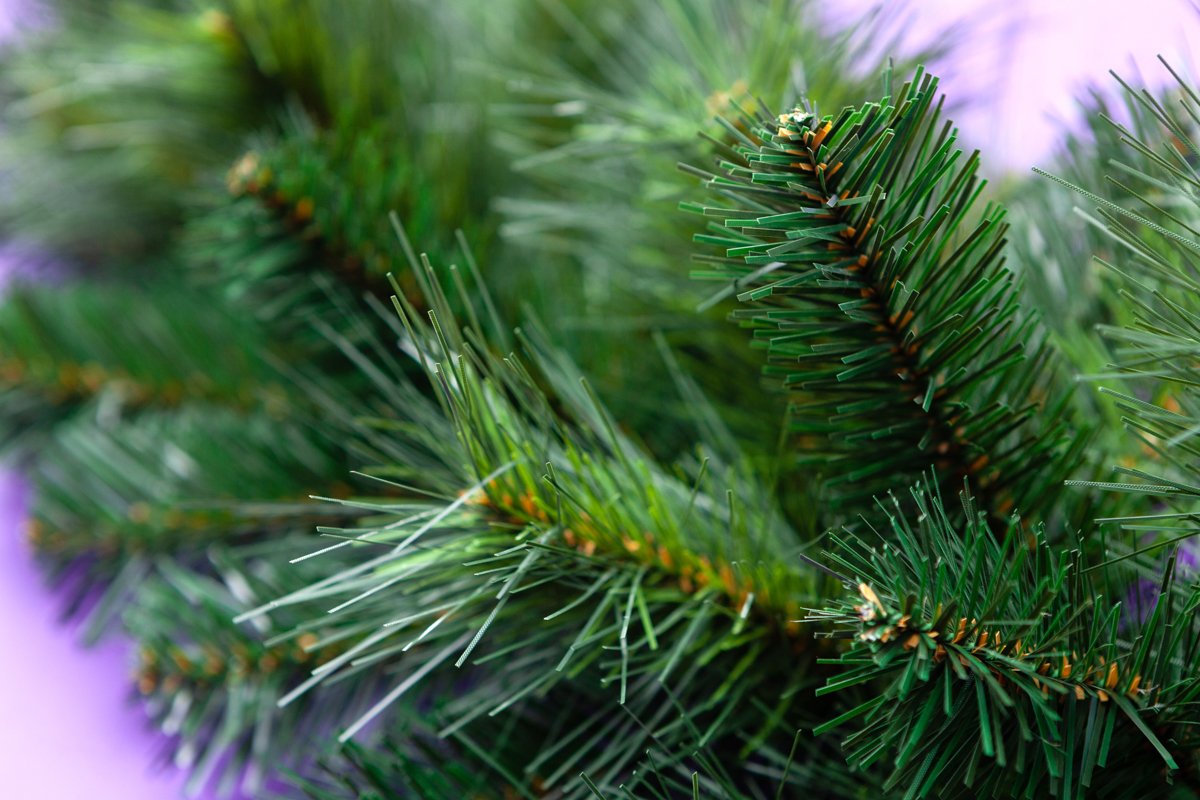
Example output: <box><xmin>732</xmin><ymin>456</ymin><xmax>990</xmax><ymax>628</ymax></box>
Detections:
<box><xmin>687</xmin><ymin>70</ymin><xmax>1086</xmax><ymax>523</ymax></box>
<box><xmin>0</xmin><ymin>2</ymin><xmax>269</xmax><ymax>258</ymax></box>
<box><xmin>810</xmin><ymin>480</ymin><xmax>1200</xmax><ymax>799</ymax></box>
<box><xmin>0</xmin><ymin>281</ymin><xmax>289</xmax><ymax>455</ymax></box>
<box><xmin>491</xmin><ymin>0</ymin><xmax>949</xmax><ymax>462</ymax></box>
<box><xmin>1042</xmin><ymin>63</ymin><xmax>1200</xmax><ymax>686</ymax></box>
<box><xmin>126</xmin><ymin>540</ymin><xmax>386</xmax><ymax>798</ymax></box>
<box><xmin>1047</xmin><ymin>62</ymin><xmax>1200</xmax><ymax>518</ymax></box>
<box><xmin>247</xmin><ymin>240</ymin><xmax>834</xmax><ymax>797</ymax></box>
<box><xmin>24</xmin><ymin>405</ymin><xmax>345</xmax><ymax>635</ymax></box>
<box><xmin>189</xmin><ymin>114</ymin><xmax>494</xmax><ymax>329</ymax></box>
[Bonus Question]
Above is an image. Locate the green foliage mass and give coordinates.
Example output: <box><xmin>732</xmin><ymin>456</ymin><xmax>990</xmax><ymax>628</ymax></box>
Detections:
<box><xmin>3</xmin><ymin>1</ymin><xmax>1200</xmax><ymax>799</ymax></box>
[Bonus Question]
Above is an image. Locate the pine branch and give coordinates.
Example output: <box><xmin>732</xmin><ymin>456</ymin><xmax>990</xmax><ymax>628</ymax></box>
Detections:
<box><xmin>0</xmin><ymin>2</ymin><xmax>267</xmax><ymax>258</ymax></box>
<box><xmin>490</xmin><ymin>0</ymin><xmax>948</xmax><ymax>462</ymax></box>
<box><xmin>497</xmin><ymin>0</ymin><xmax>947</xmax><ymax>294</ymax></box>
<box><xmin>0</xmin><ymin>281</ymin><xmax>292</xmax><ymax>456</ymax></box>
<box><xmin>810</xmin><ymin>479</ymin><xmax>1200</xmax><ymax>799</ymax></box>
<box><xmin>125</xmin><ymin>541</ymin><xmax>387</xmax><ymax>798</ymax></box>
<box><xmin>24</xmin><ymin>405</ymin><xmax>346</xmax><ymax>635</ymax></box>
<box><xmin>188</xmin><ymin>114</ymin><xmax>494</xmax><ymax>329</ymax></box>
<box><xmin>248</xmin><ymin>246</ymin><xmax>844</xmax><ymax>798</ymax></box>
<box><xmin>687</xmin><ymin>70</ymin><xmax>1087</xmax><ymax>524</ymax></box>
<box><xmin>1045</xmin><ymin>61</ymin><xmax>1200</xmax><ymax>534</ymax></box>
<box><xmin>1005</xmin><ymin>73</ymin><xmax>1200</xmax><ymax>468</ymax></box>
<box><xmin>0</xmin><ymin>0</ymin><xmax>498</xmax><ymax>262</ymax></box>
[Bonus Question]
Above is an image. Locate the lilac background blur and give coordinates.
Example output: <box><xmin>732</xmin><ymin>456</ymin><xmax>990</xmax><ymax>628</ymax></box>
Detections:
<box><xmin>2</xmin><ymin>1</ymin><xmax>1199</xmax><ymax>798</ymax></box>
<box><xmin>833</xmin><ymin>0</ymin><xmax>1200</xmax><ymax>173</ymax></box>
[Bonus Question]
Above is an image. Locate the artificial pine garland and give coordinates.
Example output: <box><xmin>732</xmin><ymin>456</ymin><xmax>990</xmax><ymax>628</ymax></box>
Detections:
<box><xmin>2</xmin><ymin>2</ymin><xmax>1199</xmax><ymax>799</ymax></box>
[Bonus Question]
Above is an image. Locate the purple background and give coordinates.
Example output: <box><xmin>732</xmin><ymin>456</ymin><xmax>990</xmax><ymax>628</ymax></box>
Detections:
<box><xmin>832</xmin><ymin>0</ymin><xmax>1200</xmax><ymax>173</ymax></box>
<box><xmin>0</xmin><ymin>472</ymin><xmax>190</xmax><ymax>800</ymax></box>
<box><xmin>1</xmin><ymin>0</ymin><xmax>1199</xmax><ymax>797</ymax></box>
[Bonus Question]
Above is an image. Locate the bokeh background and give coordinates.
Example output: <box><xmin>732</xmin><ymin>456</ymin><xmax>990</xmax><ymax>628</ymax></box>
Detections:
<box><xmin>1</xmin><ymin>0</ymin><xmax>1198</xmax><ymax>797</ymax></box>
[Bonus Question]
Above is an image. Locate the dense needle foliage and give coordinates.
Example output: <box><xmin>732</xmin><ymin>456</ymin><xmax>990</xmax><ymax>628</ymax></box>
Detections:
<box><xmin>2</xmin><ymin>2</ymin><xmax>1200</xmax><ymax>798</ymax></box>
